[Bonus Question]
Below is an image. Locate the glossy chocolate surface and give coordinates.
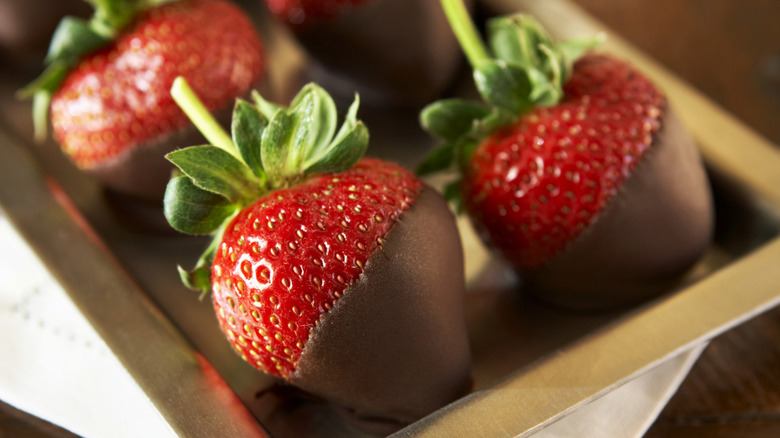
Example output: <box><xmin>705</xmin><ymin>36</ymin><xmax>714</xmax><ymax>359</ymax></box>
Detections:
<box><xmin>291</xmin><ymin>186</ymin><xmax>471</xmax><ymax>434</ymax></box>
<box><xmin>291</xmin><ymin>0</ymin><xmax>467</xmax><ymax>108</ymax></box>
<box><xmin>85</xmin><ymin>80</ymin><xmax>272</xmax><ymax>203</ymax></box>
<box><xmin>523</xmin><ymin>106</ymin><xmax>715</xmax><ymax>310</ymax></box>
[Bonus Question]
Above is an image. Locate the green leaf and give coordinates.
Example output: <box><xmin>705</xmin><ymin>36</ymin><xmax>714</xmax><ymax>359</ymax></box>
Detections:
<box><xmin>473</xmin><ymin>107</ymin><xmax>518</xmax><ymax>138</ymax></box>
<box><xmin>17</xmin><ymin>60</ymin><xmax>70</xmax><ymax>100</ymax></box>
<box><xmin>456</xmin><ymin>137</ymin><xmax>481</xmax><ymax>171</ymax></box>
<box><xmin>178</xmin><ymin>264</ymin><xmax>212</xmax><ymax>295</ymax></box>
<box><xmin>488</xmin><ymin>15</ymin><xmax>553</xmax><ymax>67</ymax></box>
<box><xmin>304</xmin><ymin>122</ymin><xmax>368</xmax><ymax>175</ymax></box>
<box><xmin>277</xmin><ymin>94</ymin><xmax>314</xmax><ymax>177</ymax></box>
<box><xmin>260</xmin><ymin>86</ymin><xmax>338</xmax><ymax>181</ymax></box>
<box><xmin>525</xmin><ymin>66</ymin><xmax>559</xmax><ymax>105</ymax></box>
<box><xmin>231</xmin><ymin>99</ymin><xmax>268</xmax><ymax>180</ymax></box>
<box><xmin>290</xmin><ymin>84</ymin><xmax>338</xmax><ymax>163</ymax></box>
<box><xmin>416</xmin><ymin>143</ymin><xmax>457</xmax><ymax>176</ymax></box>
<box><xmin>420</xmin><ymin>98</ymin><xmax>489</xmax><ymax>142</ymax></box>
<box><xmin>177</xmin><ymin>225</ymin><xmax>221</xmax><ymax>295</ymax></box>
<box><xmin>45</xmin><ymin>16</ymin><xmax>110</xmax><ymax>64</ymax></box>
<box><xmin>487</xmin><ymin>16</ymin><xmax>531</xmax><ymax>67</ymax></box>
<box><xmin>260</xmin><ymin>109</ymin><xmax>294</xmax><ymax>182</ymax></box>
<box><xmin>302</xmin><ymin>92</ymin><xmax>368</xmax><ymax>174</ymax></box>
<box><xmin>443</xmin><ymin>179</ymin><xmax>464</xmax><ymax>213</ymax></box>
<box><xmin>163</xmin><ymin>173</ymin><xmax>239</xmax><ymax>235</ymax></box>
<box><xmin>251</xmin><ymin>89</ymin><xmax>282</xmax><ymax>120</ymax></box>
<box><xmin>86</xmin><ymin>0</ymin><xmax>176</xmax><ymax>36</ymax></box>
<box><xmin>474</xmin><ymin>60</ymin><xmax>537</xmax><ymax>115</ymax></box>
<box><xmin>166</xmin><ymin>146</ymin><xmax>262</xmax><ymax>204</ymax></box>
<box><xmin>17</xmin><ymin>61</ymin><xmax>70</xmax><ymax>140</ymax></box>
<box><xmin>329</xmin><ymin>93</ymin><xmax>361</xmax><ymax>149</ymax></box>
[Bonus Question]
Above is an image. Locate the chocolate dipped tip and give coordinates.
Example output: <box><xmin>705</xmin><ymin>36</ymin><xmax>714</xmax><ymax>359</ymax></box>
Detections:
<box><xmin>85</xmin><ymin>79</ymin><xmax>272</xmax><ymax>233</ymax></box>
<box><xmin>84</xmin><ymin>103</ymin><xmax>234</xmax><ymax>234</ymax></box>
<box><xmin>522</xmin><ymin>105</ymin><xmax>715</xmax><ymax>311</ymax></box>
<box><xmin>291</xmin><ymin>0</ymin><xmax>469</xmax><ymax>108</ymax></box>
<box><xmin>290</xmin><ymin>185</ymin><xmax>472</xmax><ymax>435</ymax></box>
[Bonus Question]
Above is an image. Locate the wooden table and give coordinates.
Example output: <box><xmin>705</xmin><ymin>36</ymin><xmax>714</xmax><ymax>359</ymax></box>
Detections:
<box><xmin>574</xmin><ymin>1</ymin><xmax>780</xmax><ymax>436</ymax></box>
<box><xmin>2</xmin><ymin>0</ymin><xmax>779</xmax><ymax>437</ymax></box>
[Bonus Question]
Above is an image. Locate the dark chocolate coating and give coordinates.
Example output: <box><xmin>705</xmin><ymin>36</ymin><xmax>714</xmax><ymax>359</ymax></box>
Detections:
<box><xmin>85</xmin><ymin>119</ymin><xmax>206</xmax><ymax>203</ymax></box>
<box><xmin>290</xmin><ymin>186</ymin><xmax>471</xmax><ymax>434</ymax></box>
<box><xmin>84</xmin><ymin>80</ymin><xmax>271</xmax><ymax>203</ymax></box>
<box><xmin>83</xmin><ymin>110</ymin><xmax>230</xmax><ymax>203</ymax></box>
<box><xmin>523</xmin><ymin>106</ymin><xmax>714</xmax><ymax>310</ymax></box>
<box><xmin>292</xmin><ymin>0</ymin><xmax>468</xmax><ymax>107</ymax></box>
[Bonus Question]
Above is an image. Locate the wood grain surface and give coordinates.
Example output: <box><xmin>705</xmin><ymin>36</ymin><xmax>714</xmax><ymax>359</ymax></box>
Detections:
<box><xmin>572</xmin><ymin>0</ymin><xmax>780</xmax><ymax>147</ymax></box>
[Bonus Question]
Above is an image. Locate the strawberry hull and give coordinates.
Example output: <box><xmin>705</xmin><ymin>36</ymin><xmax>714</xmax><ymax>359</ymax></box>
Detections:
<box><xmin>84</xmin><ymin>103</ymin><xmax>234</xmax><ymax>203</ymax></box>
<box><xmin>210</xmin><ymin>159</ymin><xmax>471</xmax><ymax>434</ymax></box>
<box><xmin>89</xmin><ymin>86</ymin><xmax>266</xmax><ymax>233</ymax></box>
<box><xmin>521</xmin><ymin>106</ymin><xmax>714</xmax><ymax>310</ymax></box>
<box><xmin>93</xmin><ymin>102</ymin><xmax>243</xmax><ymax>232</ymax></box>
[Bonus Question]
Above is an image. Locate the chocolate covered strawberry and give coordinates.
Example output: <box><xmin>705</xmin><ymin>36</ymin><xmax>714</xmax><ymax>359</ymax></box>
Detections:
<box><xmin>19</xmin><ymin>0</ymin><xmax>265</xmax><ymax>203</ymax></box>
<box><xmin>419</xmin><ymin>0</ymin><xmax>713</xmax><ymax>309</ymax></box>
<box><xmin>262</xmin><ymin>0</ymin><xmax>467</xmax><ymax>107</ymax></box>
<box><xmin>165</xmin><ymin>78</ymin><xmax>471</xmax><ymax>433</ymax></box>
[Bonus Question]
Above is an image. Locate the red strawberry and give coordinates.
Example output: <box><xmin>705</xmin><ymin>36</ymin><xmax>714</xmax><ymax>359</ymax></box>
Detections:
<box><xmin>462</xmin><ymin>53</ymin><xmax>664</xmax><ymax>269</ymax></box>
<box><xmin>165</xmin><ymin>79</ymin><xmax>471</xmax><ymax>433</ymax></box>
<box><xmin>419</xmin><ymin>3</ymin><xmax>713</xmax><ymax>309</ymax></box>
<box><xmin>262</xmin><ymin>0</ymin><xmax>467</xmax><ymax>107</ymax></box>
<box><xmin>19</xmin><ymin>0</ymin><xmax>266</xmax><ymax>202</ymax></box>
<box><xmin>264</xmin><ymin>0</ymin><xmax>367</xmax><ymax>25</ymax></box>
<box><xmin>211</xmin><ymin>158</ymin><xmax>420</xmax><ymax>378</ymax></box>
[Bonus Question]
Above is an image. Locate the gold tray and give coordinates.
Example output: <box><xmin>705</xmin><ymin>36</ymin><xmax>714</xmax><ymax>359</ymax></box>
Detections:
<box><xmin>1</xmin><ymin>0</ymin><xmax>779</xmax><ymax>437</ymax></box>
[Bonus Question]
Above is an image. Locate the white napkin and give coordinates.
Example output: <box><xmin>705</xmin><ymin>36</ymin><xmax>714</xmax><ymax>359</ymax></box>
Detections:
<box><xmin>530</xmin><ymin>344</ymin><xmax>704</xmax><ymax>437</ymax></box>
<box><xmin>0</xmin><ymin>208</ymin><xmax>702</xmax><ymax>438</ymax></box>
<box><xmin>0</xmin><ymin>210</ymin><xmax>177</xmax><ymax>438</ymax></box>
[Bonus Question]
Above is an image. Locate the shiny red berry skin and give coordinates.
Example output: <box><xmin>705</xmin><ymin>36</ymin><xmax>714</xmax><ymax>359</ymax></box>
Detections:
<box><xmin>462</xmin><ymin>53</ymin><xmax>665</xmax><ymax>269</ymax></box>
<box><xmin>211</xmin><ymin>158</ymin><xmax>423</xmax><ymax>379</ymax></box>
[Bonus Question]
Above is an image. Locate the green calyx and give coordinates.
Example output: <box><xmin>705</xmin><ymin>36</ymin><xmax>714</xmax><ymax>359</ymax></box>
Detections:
<box><xmin>16</xmin><ymin>0</ymin><xmax>177</xmax><ymax>141</ymax></box>
<box><xmin>164</xmin><ymin>77</ymin><xmax>369</xmax><ymax>293</ymax></box>
<box><xmin>418</xmin><ymin>0</ymin><xmax>603</xmax><ymax>205</ymax></box>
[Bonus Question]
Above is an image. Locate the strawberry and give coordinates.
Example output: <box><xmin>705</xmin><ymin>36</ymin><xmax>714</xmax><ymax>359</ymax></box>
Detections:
<box><xmin>262</xmin><ymin>0</ymin><xmax>467</xmax><ymax>107</ymax></box>
<box><xmin>165</xmin><ymin>78</ymin><xmax>471</xmax><ymax>433</ymax></box>
<box><xmin>18</xmin><ymin>0</ymin><xmax>265</xmax><ymax>202</ymax></box>
<box><xmin>264</xmin><ymin>0</ymin><xmax>367</xmax><ymax>26</ymax></box>
<box><xmin>210</xmin><ymin>158</ymin><xmax>422</xmax><ymax>377</ymax></box>
<box><xmin>419</xmin><ymin>1</ymin><xmax>713</xmax><ymax>309</ymax></box>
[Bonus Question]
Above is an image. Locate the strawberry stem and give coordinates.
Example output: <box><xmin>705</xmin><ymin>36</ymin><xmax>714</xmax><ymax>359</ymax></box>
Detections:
<box><xmin>171</xmin><ymin>76</ymin><xmax>241</xmax><ymax>161</ymax></box>
<box><xmin>440</xmin><ymin>0</ymin><xmax>489</xmax><ymax>67</ymax></box>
